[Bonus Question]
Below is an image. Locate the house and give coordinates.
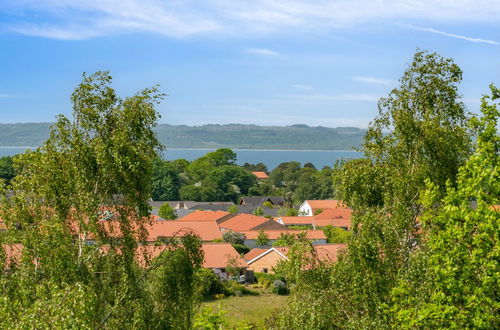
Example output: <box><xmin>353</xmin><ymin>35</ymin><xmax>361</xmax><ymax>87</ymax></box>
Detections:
<box><xmin>146</xmin><ymin>220</ymin><xmax>223</xmax><ymax>242</ymax></box>
<box><xmin>239</xmin><ymin>196</ymin><xmax>285</xmax><ymax>207</ymax></box>
<box><xmin>244</xmin><ymin>243</ymin><xmax>346</xmax><ymax>274</ymax></box>
<box><xmin>274</xmin><ymin>216</ymin><xmax>315</xmax><ymax>227</ymax></box>
<box><xmin>217</xmin><ymin>214</ymin><xmax>286</xmax><ymax>232</ymax></box>
<box><xmin>89</xmin><ymin>219</ymin><xmax>223</xmax><ymax>243</ymax></box>
<box><xmin>251</xmin><ymin>171</ymin><xmax>269</xmax><ymax>180</ymax></box>
<box><xmin>276</xmin><ymin>208</ymin><xmax>352</xmax><ymax>230</ymax></box>
<box><xmin>298</xmin><ymin>200</ymin><xmax>347</xmax><ymax>216</ymax></box>
<box><xmin>238</xmin><ymin>229</ymin><xmax>327</xmax><ymax>248</ymax></box>
<box><xmin>177</xmin><ymin>210</ymin><xmax>231</xmax><ymax>222</ymax></box>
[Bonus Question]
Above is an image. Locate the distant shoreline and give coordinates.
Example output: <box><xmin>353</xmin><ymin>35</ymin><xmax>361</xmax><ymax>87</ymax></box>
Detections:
<box><xmin>0</xmin><ymin>146</ymin><xmax>360</xmax><ymax>152</ymax></box>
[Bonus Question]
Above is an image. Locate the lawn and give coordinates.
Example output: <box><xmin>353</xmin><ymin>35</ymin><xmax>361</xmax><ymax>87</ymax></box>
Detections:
<box><xmin>202</xmin><ymin>292</ymin><xmax>287</xmax><ymax>327</ymax></box>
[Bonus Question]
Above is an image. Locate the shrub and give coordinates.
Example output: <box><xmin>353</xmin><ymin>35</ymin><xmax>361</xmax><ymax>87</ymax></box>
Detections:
<box><xmin>272</xmin><ymin>280</ymin><xmax>288</xmax><ymax>295</ymax></box>
<box><xmin>223</xmin><ymin>231</ymin><xmax>246</xmax><ymax>245</ymax></box>
<box><xmin>254</xmin><ymin>273</ymin><xmax>286</xmax><ymax>290</ymax></box>
<box><xmin>228</xmin><ymin>205</ymin><xmax>238</xmax><ymax>214</ymax></box>
<box><xmin>262</xmin><ymin>201</ymin><xmax>273</xmax><ymax>208</ymax></box>
<box><xmin>196</xmin><ymin>269</ymin><xmax>225</xmax><ymax>298</ymax></box>
<box><xmin>232</xmin><ymin>244</ymin><xmax>250</xmax><ymax>255</ymax></box>
<box><xmin>159</xmin><ymin>203</ymin><xmax>177</xmax><ymax>219</ymax></box>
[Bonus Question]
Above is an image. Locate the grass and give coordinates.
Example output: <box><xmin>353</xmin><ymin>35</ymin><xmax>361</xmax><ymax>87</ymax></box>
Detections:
<box><xmin>202</xmin><ymin>290</ymin><xmax>287</xmax><ymax>327</ymax></box>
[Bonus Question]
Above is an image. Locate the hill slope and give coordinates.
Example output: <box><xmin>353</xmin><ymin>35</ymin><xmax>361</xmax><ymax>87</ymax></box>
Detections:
<box><xmin>0</xmin><ymin>123</ymin><xmax>365</xmax><ymax>150</ymax></box>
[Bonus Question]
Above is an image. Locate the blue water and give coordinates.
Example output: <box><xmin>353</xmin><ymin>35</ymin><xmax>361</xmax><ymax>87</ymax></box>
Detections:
<box><xmin>0</xmin><ymin>147</ymin><xmax>362</xmax><ymax>169</ymax></box>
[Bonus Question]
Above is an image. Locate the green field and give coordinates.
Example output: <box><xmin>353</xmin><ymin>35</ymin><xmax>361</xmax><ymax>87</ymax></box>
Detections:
<box><xmin>202</xmin><ymin>293</ymin><xmax>287</xmax><ymax>327</ymax></box>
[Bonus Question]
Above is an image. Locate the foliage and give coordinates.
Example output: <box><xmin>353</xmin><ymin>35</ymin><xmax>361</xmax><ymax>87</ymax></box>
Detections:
<box><xmin>228</xmin><ymin>204</ymin><xmax>239</xmax><ymax>214</ymax></box>
<box><xmin>255</xmin><ymin>229</ymin><xmax>270</xmax><ymax>247</ymax></box>
<box><xmin>0</xmin><ymin>156</ymin><xmax>14</xmax><ymax>184</ymax></box>
<box><xmin>193</xmin><ymin>306</ymin><xmax>226</xmax><ymax>330</ymax></box>
<box><xmin>196</xmin><ymin>269</ymin><xmax>225</xmax><ymax>299</ymax></box>
<box><xmin>242</xmin><ymin>162</ymin><xmax>268</xmax><ymax>173</ymax></box>
<box><xmin>253</xmin><ymin>207</ymin><xmax>264</xmax><ymax>216</ymax></box>
<box><xmin>151</xmin><ymin>157</ymin><xmax>180</xmax><ymax>201</ymax></box>
<box><xmin>158</xmin><ymin>202</ymin><xmax>177</xmax><ymax>220</ymax></box>
<box><xmin>271</xmin><ymin>280</ymin><xmax>289</xmax><ymax>295</ymax></box>
<box><xmin>0</xmin><ymin>72</ymin><xmax>204</xmax><ymax>329</ymax></box>
<box><xmin>262</xmin><ymin>201</ymin><xmax>273</xmax><ymax>208</ymax></box>
<box><xmin>0</xmin><ymin>123</ymin><xmax>366</xmax><ymax>150</ymax></box>
<box><xmin>222</xmin><ymin>231</ymin><xmax>246</xmax><ymax>245</ymax></box>
<box><xmin>232</xmin><ymin>243</ymin><xmax>250</xmax><ymax>255</ymax></box>
<box><xmin>322</xmin><ymin>225</ymin><xmax>351</xmax><ymax>243</ymax></box>
<box><xmin>272</xmin><ymin>50</ymin><xmax>476</xmax><ymax>328</ymax></box>
<box><xmin>389</xmin><ymin>85</ymin><xmax>500</xmax><ymax>329</ymax></box>
<box><xmin>272</xmin><ymin>232</ymin><xmax>297</xmax><ymax>247</ymax></box>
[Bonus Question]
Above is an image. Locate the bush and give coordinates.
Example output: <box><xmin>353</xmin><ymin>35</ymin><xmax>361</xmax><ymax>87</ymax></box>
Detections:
<box><xmin>222</xmin><ymin>281</ymin><xmax>255</xmax><ymax>296</ymax></box>
<box><xmin>223</xmin><ymin>231</ymin><xmax>246</xmax><ymax>245</ymax></box>
<box><xmin>254</xmin><ymin>273</ymin><xmax>286</xmax><ymax>290</ymax></box>
<box><xmin>272</xmin><ymin>280</ymin><xmax>289</xmax><ymax>295</ymax></box>
<box><xmin>232</xmin><ymin>244</ymin><xmax>250</xmax><ymax>255</ymax></box>
<box><xmin>196</xmin><ymin>269</ymin><xmax>225</xmax><ymax>298</ymax></box>
<box><xmin>159</xmin><ymin>203</ymin><xmax>177</xmax><ymax>219</ymax></box>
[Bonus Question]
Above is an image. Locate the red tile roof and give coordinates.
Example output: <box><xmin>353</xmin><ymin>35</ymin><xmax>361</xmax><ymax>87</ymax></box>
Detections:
<box><xmin>314</xmin><ymin>244</ymin><xmax>346</xmax><ymax>262</ymax></box>
<box><xmin>133</xmin><ymin>243</ymin><xmax>248</xmax><ymax>269</ymax></box>
<box><xmin>276</xmin><ymin>216</ymin><xmax>314</xmax><ymax>225</ymax></box>
<box><xmin>218</xmin><ymin>214</ymin><xmax>272</xmax><ymax>231</ymax></box>
<box><xmin>2</xmin><ymin>244</ymin><xmax>23</xmax><ymax>268</ymax></box>
<box><xmin>178</xmin><ymin>210</ymin><xmax>230</xmax><ymax>221</ymax></box>
<box><xmin>201</xmin><ymin>243</ymin><xmax>248</xmax><ymax>268</ymax></box>
<box><xmin>305</xmin><ymin>199</ymin><xmax>348</xmax><ymax>209</ymax></box>
<box><xmin>239</xmin><ymin>229</ymin><xmax>326</xmax><ymax>240</ymax></box>
<box><xmin>146</xmin><ymin>221</ymin><xmax>222</xmax><ymax>241</ymax></box>
<box><xmin>246</xmin><ymin>244</ymin><xmax>346</xmax><ymax>265</ymax></box>
<box><xmin>244</xmin><ymin>248</ymin><xmax>268</xmax><ymax>261</ymax></box>
<box><xmin>251</xmin><ymin>171</ymin><xmax>269</xmax><ymax>179</ymax></box>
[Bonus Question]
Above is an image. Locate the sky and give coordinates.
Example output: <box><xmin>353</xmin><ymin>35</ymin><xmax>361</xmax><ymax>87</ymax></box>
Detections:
<box><xmin>0</xmin><ymin>0</ymin><xmax>499</xmax><ymax>128</ymax></box>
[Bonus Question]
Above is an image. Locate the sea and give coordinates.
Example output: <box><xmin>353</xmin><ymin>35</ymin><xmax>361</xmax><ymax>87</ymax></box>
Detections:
<box><xmin>0</xmin><ymin>147</ymin><xmax>363</xmax><ymax>170</ymax></box>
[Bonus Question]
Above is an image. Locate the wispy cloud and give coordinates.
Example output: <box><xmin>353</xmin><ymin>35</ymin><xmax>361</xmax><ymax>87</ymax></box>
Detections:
<box><xmin>246</xmin><ymin>47</ymin><xmax>281</xmax><ymax>56</ymax></box>
<box><xmin>292</xmin><ymin>84</ymin><xmax>313</xmax><ymax>90</ymax></box>
<box><xmin>409</xmin><ymin>25</ymin><xmax>499</xmax><ymax>45</ymax></box>
<box><xmin>4</xmin><ymin>1</ymin><xmax>500</xmax><ymax>40</ymax></box>
<box><xmin>0</xmin><ymin>94</ymin><xmax>12</xmax><ymax>98</ymax></box>
<box><xmin>292</xmin><ymin>93</ymin><xmax>380</xmax><ymax>102</ymax></box>
<box><xmin>352</xmin><ymin>76</ymin><xmax>396</xmax><ymax>86</ymax></box>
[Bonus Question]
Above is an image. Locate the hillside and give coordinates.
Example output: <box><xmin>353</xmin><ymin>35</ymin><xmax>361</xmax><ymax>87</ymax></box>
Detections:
<box><xmin>0</xmin><ymin>123</ymin><xmax>365</xmax><ymax>150</ymax></box>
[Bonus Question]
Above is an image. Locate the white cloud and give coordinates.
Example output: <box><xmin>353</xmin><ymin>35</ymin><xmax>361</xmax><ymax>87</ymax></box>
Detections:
<box><xmin>246</xmin><ymin>47</ymin><xmax>281</xmax><ymax>56</ymax></box>
<box><xmin>4</xmin><ymin>0</ymin><xmax>500</xmax><ymax>39</ymax></box>
<box><xmin>0</xmin><ymin>94</ymin><xmax>12</xmax><ymax>98</ymax></box>
<box><xmin>292</xmin><ymin>84</ymin><xmax>313</xmax><ymax>90</ymax></box>
<box><xmin>352</xmin><ymin>76</ymin><xmax>397</xmax><ymax>85</ymax></box>
<box><xmin>409</xmin><ymin>25</ymin><xmax>499</xmax><ymax>45</ymax></box>
<box><xmin>292</xmin><ymin>93</ymin><xmax>380</xmax><ymax>102</ymax></box>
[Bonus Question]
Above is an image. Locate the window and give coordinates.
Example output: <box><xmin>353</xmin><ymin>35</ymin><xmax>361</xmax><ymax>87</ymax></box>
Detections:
<box><xmin>262</xmin><ymin>268</ymin><xmax>268</xmax><ymax>273</ymax></box>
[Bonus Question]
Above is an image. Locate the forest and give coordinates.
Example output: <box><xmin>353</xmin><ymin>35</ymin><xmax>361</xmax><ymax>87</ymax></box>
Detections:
<box><xmin>0</xmin><ymin>50</ymin><xmax>498</xmax><ymax>329</ymax></box>
<box><xmin>0</xmin><ymin>123</ymin><xmax>365</xmax><ymax>150</ymax></box>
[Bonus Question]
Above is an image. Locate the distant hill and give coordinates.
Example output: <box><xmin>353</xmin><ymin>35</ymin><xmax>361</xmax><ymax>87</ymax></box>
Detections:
<box><xmin>0</xmin><ymin>123</ymin><xmax>366</xmax><ymax>150</ymax></box>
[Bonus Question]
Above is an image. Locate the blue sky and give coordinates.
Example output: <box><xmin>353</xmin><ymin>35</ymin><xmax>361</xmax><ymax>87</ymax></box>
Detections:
<box><xmin>0</xmin><ymin>1</ymin><xmax>499</xmax><ymax>127</ymax></box>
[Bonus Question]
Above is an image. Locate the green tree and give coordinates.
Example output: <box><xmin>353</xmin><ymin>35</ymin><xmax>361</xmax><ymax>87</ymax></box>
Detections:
<box><xmin>222</xmin><ymin>231</ymin><xmax>246</xmax><ymax>245</ymax></box>
<box><xmin>158</xmin><ymin>203</ymin><xmax>177</xmax><ymax>220</ymax></box>
<box><xmin>272</xmin><ymin>233</ymin><xmax>296</xmax><ymax>247</ymax></box>
<box><xmin>322</xmin><ymin>225</ymin><xmax>351</xmax><ymax>243</ymax></box>
<box><xmin>151</xmin><ymin>157</ymin><xmax>180</xmax><ymax>201</ymax></box>
<box><xmin>272</xmin><ymin>51</ymin><xmax>475</xmax><ymax>328</ymax></box>
<box><xmin>253</xmin><ymin>207</ymin><xmax>264</xmax><ymax>216</ymax></box>
<box><xmin>227</xmin><ymin>205</ymin><xmax>238</xmax><ymax>214</ymax></box>
<box><xmin>0</xmin><ymin>72</ymin><xmax>203</xmax><ymax>328</ymax></box>
<box><xmin>205</xmin><ymin>148</ymin><xmax>237</xmax><ymax>167</ymax></box>
<box><xmin>389</xmin><ymin>85</ymin><xmax>500</xmax><ymax>329</ymax></box>
<box><xmin>255</xmin><ymin>229</ymin><xmax>270</xmax><ymax>247</ymax></box>
<box><xmin>0</xmin><ymin>156</ymin><xmax>14</xmax><ymax>184</ymax></box>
